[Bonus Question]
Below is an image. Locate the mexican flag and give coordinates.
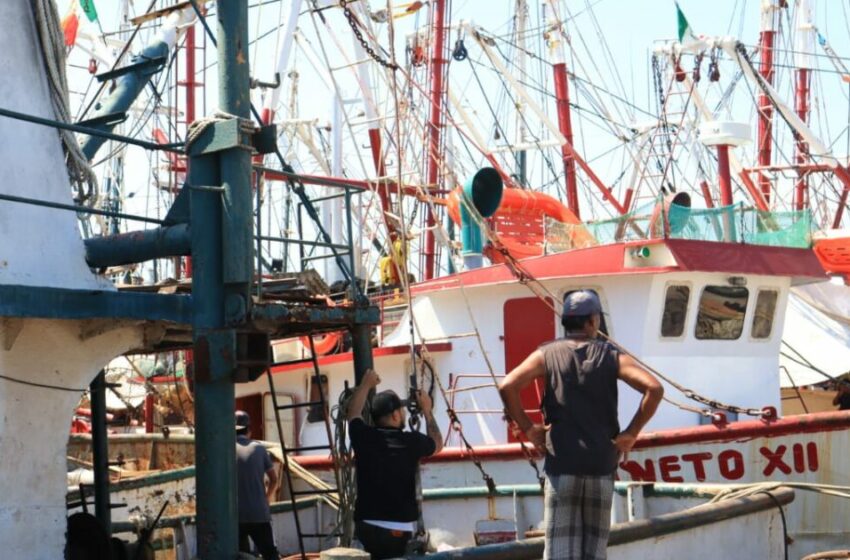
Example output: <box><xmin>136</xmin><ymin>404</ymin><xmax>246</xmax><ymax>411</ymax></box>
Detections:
<box><xmin>60</xmin><ymin>4</ymin><xmax>79</xmax><ymax>46</ymax></box>
<box><xmin>676</xmin><ymin>2</ymin><xmax>699</xmax><ymax>45</ymax></box>
<box><xmin>79</xmin><ymin>0</ymin><xmax>98</xmax><ymax>23</ymax></box>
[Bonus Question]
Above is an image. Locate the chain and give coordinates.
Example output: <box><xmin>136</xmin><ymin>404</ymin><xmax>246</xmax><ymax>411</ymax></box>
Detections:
<box><xmin>446</xmin><ymin>408</ymin><xmax>497</xmax><ymax>495</ymax></box>
<box><xmin>339</xmin><ymin>0</ymin><xmax>398</xmax><ymax>70</ymax></box>
<box><xmin>415</xmin><ymin>342</ymin><xmax>499</xmax><ymax>495</ymax></box>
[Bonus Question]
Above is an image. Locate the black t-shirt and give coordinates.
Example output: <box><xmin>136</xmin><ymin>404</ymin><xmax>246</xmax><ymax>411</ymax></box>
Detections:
<box><xmin>349</xmin><ymin>418</ymin><xmax>436</xmax><ymax>522</ymax></box>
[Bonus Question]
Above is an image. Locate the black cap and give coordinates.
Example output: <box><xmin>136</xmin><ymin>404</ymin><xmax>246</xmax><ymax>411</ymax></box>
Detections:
<box><xmin>235</xmin><ymin>410</ymin><xmax>250</xmax><ymax>432</ymax></box>
<box><xmin>563</xmin><ymin>290</ymin><xmax>603</xmax><ymax>318</ymax></box>
<box><xmin>371</xmin><ymin>390</ymin><xmax>404</xmax><ymax>422</ymax></box>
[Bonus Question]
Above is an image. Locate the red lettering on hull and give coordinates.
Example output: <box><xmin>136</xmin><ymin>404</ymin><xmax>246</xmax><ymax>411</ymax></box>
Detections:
<box><xmin>760</xmin><ymin>445</ymin><xmax>792</xmax><ymax>476</ymax></box>
<box><xmin>618</xmin><ymin>442</ymin><xmax>819</xmax><ymax>482</ymax></box>
<box><xmin>717</xmin><ymin>450</ymin><xmax>745</xmax><ymax>480</ymax></box>
<box><xmin>659</xmin><ymin>456</ymin><xmax>684</xmax><ymax>482</ymax></box>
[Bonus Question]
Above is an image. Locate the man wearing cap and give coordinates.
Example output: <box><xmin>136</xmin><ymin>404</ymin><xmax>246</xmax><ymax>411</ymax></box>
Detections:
<box><xmin>500</xmin><ymin>290</ymin><xmax>664</xmax><ymax>560</ymax></box>
<box><xmin>346</xmin><ymin>369</ymin><xmax>443</xmax><ymax>559</ymax></box>
<box><xmin>235</xmin><ymin>410</ymin><xmax>280</xmax><ymax>560</ymax></box>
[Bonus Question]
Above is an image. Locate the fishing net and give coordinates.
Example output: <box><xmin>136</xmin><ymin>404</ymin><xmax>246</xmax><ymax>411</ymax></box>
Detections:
<box><xmin>544</xmin><ymin>198</ymin><xmax>812</xmax><ymax>253</ymax></box>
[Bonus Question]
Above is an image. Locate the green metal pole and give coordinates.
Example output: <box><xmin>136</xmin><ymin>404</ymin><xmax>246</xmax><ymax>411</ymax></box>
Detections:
<box><xmin>351</xmin><ymin>323</ymin><xmax>374</xmax><ymax>385</ymax></box>
<box><xmin>191</xmin><ymin>2</ymin><xmax>252</xmax><ymax>557</ymax></box>
<box><xmin>190</xmin><ymin>151</ymin><xmax>234</xmax><ymax>558</ymax></box>
<box><xmin>90</xmin><ymin>370</ymin><xmax>111</xmax><ymax>536</ymax></box>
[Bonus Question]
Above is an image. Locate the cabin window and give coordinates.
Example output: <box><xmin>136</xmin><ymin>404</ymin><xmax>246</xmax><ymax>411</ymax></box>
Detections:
<box><xmin>695</xmin><ymin>285</ymin><xmax>749</xmax><ymax>340</ymax></box>
<box><xmin>751</xmin><ymin>290</ymin><xmax>778</xmax><ymax>339</ymax></box>
<box><xmin>661</xmin><ymin>285</ymin><xmax>690</xmax><ymax>337</ymax></box>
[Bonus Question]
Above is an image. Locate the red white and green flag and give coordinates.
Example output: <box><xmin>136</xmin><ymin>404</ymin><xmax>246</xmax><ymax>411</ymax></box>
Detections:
<box><xmin>79</xmin><ymin>0</ymin><xmax>98</xmax><ymax>23</ymax></box>
<box><xmin>60</xmin><ymin>4</ymin><xmax>80</xmax><ymax>47</ymax></box>
<box><xmin>676</xmin><ymin>2</ymin><xmax>699</xmax><ymax>45</ymax></box>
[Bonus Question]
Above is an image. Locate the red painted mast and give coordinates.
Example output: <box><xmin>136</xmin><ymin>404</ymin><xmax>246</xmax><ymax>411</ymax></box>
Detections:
<box><xmin>794</xmin><ymin>0</ymin><xmax>815</xmax><ymax>211</ymax></box>
<box><xmin>183</xmin><ymin>25</ymin><xmax>197</xmax><ymax>277</ymax></box>
<box><xmin>548</xmin><ymin>19</ymin><xmax>579</xmax><ymax>218</ymax></box>
<box><xmin>423</xmin><ymin>0</ymin><xmax>448</xmax><ymax>280</ymax></box>
<box><xmin>756</xmin><ymin>1</ymin><xmax>778</xmax><ymax>206</ymax></box>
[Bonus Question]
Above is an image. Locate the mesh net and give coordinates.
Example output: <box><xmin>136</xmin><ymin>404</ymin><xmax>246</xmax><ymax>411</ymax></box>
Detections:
<box><xmin>544</xmin><ymin>198</ymin><xmax>812</xmax><ymax>253</ymax></box>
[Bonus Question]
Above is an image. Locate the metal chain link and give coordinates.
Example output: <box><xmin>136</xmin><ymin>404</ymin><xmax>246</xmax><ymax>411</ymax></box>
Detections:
<box><xmin>446</xmin><ymin>408</ymin><xmax>497</xmax><ymax>495</ymax></box>
<box><xmin>339</xmin><ymin>0</ymin><xmax>398</xmax><ymax>70</ymax></box>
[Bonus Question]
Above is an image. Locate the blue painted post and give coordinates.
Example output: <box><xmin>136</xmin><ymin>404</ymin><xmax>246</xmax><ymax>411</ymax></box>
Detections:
<box><xmin>191</xmin><ymin>1</ymin><xmax>252</xmax><ymax>557</ymax></box>
<box><xmin>80</xmin><ymin>40</ymin><xmax>172</xmax><ymax>161</ymax></box>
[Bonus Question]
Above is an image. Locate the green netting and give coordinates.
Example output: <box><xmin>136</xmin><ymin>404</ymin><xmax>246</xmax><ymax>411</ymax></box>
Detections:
<box><xmin>741</xmin><ymin>208</ymin><xmax>813</xmax><ymax>248</ymax></box>
<box><xmin>543</xmin><ymin>198</ymin><xmax>812</xmax><ymax>253</ymax></box>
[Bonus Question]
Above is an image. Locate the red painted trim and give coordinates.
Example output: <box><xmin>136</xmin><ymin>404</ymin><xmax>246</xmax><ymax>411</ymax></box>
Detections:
<box><xmin>411</xmin><ymin>239</ymin><xmax>825</xmax><ymax>295</ymax></box>
<box><xmin>292</xmin><ymin>410</ymin><xmax>850</xmax><ymax>470</ymax></box>
<box><xmin>633</xmin><ymin>410</ymin><xmax>850</xmax><ymax>449</ymax></box>
<box><xmin>270</xmin><ymin>342</ymin><xmax>453</xmax><ymax>375</ymax></box>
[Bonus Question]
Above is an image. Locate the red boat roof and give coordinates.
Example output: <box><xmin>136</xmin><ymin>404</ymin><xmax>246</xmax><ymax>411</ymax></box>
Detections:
<box><xmin>412</xmin><ymin>239</ymin><xmax>825</xmax><ymax>294</ymax></box>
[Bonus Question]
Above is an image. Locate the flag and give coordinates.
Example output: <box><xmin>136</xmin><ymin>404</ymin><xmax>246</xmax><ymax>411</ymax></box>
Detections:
<box><xmin>676</xmin><ymin>2</ymin><xmax>699</xmax><ymax>45</ymax></box>
<box><xmin>61</xmin><ymin>5</ymin><xmax>80</xmax><ymax>47</ymax></box>
<box><xmin>79</xmin><ymin>0</ymin><xmax>98</xmax><ymax>23</ymax></box>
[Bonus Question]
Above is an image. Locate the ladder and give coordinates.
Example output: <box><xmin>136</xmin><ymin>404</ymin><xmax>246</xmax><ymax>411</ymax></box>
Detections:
<box><xmin>266</xmin><ymin>336</ymin><xmax>347</xmax><ymax>559</ymax></box>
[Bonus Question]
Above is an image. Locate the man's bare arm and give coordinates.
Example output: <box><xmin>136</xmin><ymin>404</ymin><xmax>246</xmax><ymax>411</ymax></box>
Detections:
<box><xmin>265</xmin><ymin>467</ymin><xmax>278</xmax><ymax>502</ymax></box>
<box><xmin>418</xmin><ymin>390</ymin><xmax>443</xmax><ymax>453</ymax></box>
<box><xmin>499</xmin><ymin>350</ymin><xmax>547</xmax><ymax>451</ymax></box>
<box><xmin>347</xmin><ymin>369</ymin><xmax>380</xmax><ymax>421</ymax></box>
<box><xmin>614</xmin><ymin>353</ymin><xmax>664</xmax><ymax>459</ymax></box>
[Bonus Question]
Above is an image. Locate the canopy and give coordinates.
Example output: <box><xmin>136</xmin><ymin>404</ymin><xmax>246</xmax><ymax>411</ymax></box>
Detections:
<box><xmin>780</xmin><ymin>281</ymin><xmax>850</xmax><ymax>387</ymax></box>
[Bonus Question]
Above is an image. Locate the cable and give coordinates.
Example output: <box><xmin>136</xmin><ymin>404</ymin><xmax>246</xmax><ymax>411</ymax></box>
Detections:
<box><xmin>0</xmin><ymin>372</ymin><xmax>86</xmax><ymax>393</ymax></box>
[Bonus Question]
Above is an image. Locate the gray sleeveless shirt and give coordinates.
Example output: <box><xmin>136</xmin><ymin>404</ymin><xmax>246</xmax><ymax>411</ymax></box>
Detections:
<box><xmin>540</xmin><ymin>337</ymin><xmax>620</xmax><ymax>476</ymax></box>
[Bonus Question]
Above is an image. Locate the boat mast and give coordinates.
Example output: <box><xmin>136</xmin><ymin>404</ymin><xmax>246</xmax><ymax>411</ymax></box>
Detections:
<box><xmin>424</xmin><ymin>0</ymin><xmax>448</xmax><ymax>280</ymax></box>
<box><xmin>546</xmin><ymin>4</ymin><xmax>580</xmax><ymax>218</ymax></box>
<box><xmin>515</xmin><ymin>0</ymin><xmax>529</xmax><ymax>187</ymax></box>
<box><xmin>794</xmin><ymin>0</ymin><xmax>814</xmax><ymax>211</ymax></box>
<box><xmin>757</xmin><ymin>0</ymin><xmax>779</xmax><ymax>206</ymax></box>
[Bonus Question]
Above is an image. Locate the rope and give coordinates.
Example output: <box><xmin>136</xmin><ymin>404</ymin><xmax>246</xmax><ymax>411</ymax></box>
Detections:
<box><xmin>31</xmin><ymin>0</ymin><xmax>98</xmax><ymax>203</ymax></box>
<box><xmin>0</xmin><ymin>372</ymin><xmax>87</xmax><ymax>393</ymax></box>
<box><xmin>330</xmin><ymin>387</ymin><xmax>357</xmax><ymax>546</ymax></box>
<box><xmin>185</xmin><ymin>111</ymin><xmax>241</xmax><ymax>151</ymax></box>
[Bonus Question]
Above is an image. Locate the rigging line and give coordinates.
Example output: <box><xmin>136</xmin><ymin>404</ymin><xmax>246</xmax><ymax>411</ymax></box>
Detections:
<box><xmin>557</xmin><ymin>0</ymin><xmax>632</xmax><ymax>130</ymax></box>
<box><xmin>302</xmin><ymin>1</ymin><xmax>400</xmax><ymax>235</ymax></box>
<box><xmin>584</xmin><ymin>0</ymin><xmax>630</xmax><ymax>109</ymax></box>
<box><xmin>489</xmin><ymin>43</ymin><xmax>583</xmax><ymax>181</ymax></box>
<box><xmin>466</xmin><ymin>56</ymin><xmax>517</xmax><ymax>170</ymax></box>
<box><xmin>0</xmin><ymin>372</ymin><xmax>87</xmax><ymax>393</ymax></box>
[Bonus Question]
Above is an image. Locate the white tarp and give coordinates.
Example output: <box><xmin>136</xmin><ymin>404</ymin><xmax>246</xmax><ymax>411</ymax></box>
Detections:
<box><xmin>781</xmin><ymin>281</ymin><xmax>850</xmax><ymax>387</ymax></box>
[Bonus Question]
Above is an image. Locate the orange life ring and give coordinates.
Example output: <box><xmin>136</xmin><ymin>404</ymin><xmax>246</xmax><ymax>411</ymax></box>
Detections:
<box><xmin>300</xmin><ymin>332</ymin><xmax>342</xmax><ymax>355</ymax></box>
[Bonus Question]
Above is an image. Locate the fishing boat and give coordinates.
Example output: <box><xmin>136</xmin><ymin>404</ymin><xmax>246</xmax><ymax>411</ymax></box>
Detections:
<box><xmin>2</xmin><ymin>0</ymin><xmax>850</xmax><ymax>558</ymax></box>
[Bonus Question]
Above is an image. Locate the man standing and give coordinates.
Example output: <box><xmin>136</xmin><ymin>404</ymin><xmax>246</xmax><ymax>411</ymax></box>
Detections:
<box><xmin>500</xmin><ymin>290</ymin><xmax>664</xmax><ymax>560</ymax></box>
<box><xmin>235</xmin><ymin>410</ymin><xmax>280</xmax><ymax>560</ymax></box>
<box><xmin>347</xmin><ymin>369</ymin><xmax>443</xmax><ymax>559</ymax></box>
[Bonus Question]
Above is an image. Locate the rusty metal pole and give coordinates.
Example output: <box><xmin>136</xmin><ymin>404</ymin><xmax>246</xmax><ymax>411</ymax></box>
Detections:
<box><xmin>191</xmin><ymin>1</ymin><xmax>251</xmax><ymax>557</ymax></box>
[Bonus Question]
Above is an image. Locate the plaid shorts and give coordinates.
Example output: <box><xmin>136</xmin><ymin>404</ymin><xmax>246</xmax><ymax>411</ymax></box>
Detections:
<box><xmin>543</xmin><ymin>472</ymin><xmax>615</xmax><ymax>560</ymax></box>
